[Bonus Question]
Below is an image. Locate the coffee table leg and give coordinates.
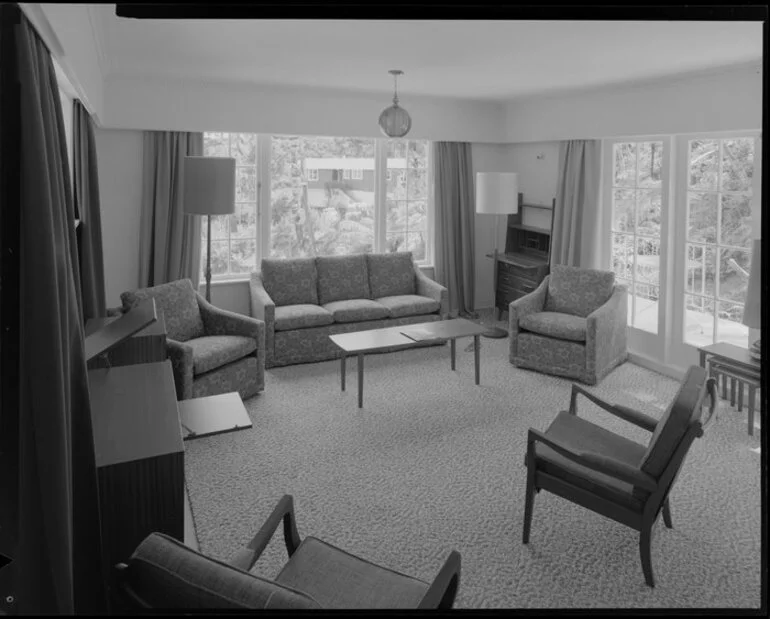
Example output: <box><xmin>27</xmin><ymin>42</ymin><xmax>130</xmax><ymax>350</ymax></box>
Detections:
<box><xmin>451</xmin><ymin>338</ymin><xmax>456</xmax><ymax>371</ymax></box>
<box><xmin>748</xmin><ymin>386</ymin><xmax>756</xmax><ymax>436</ymax></box>
<box><xmin>699</xmin><ymin>350</ymin><xmax>706</xmax><ymax>368</ymax></box>
<box><xmin>340</xmin><ymin>354</ymin><xmax>346</xmax><ymax>391</ymax></box>
<box><xmin>474</xmin><ymin>334</ymin><xmax>480</xmax><ymax>385</ymax></box>
<box><xmin>358</xmin><ymin>353</ymin><xmax>364</xmax><ymax>408</ymax></box>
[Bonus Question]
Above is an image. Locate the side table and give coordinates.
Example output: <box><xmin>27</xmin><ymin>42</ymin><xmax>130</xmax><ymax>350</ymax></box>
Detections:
<box><xmin>85</xmin><ymin>312</ymin><xmax>167</xmax><ymax>368</ymax></box>
<box><xmin>698</xmin><ymin>342</ymin><xmax>761</xmax><ymax>436</ymax></box>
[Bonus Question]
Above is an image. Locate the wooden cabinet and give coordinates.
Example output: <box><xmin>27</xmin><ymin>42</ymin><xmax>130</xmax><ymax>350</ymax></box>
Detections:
<box><xmin>85</xmin><ymin>313</ymin><xmax>167</xmax><ymax>369</ymax></box>
<box><xmin>493</xmin><ymin>193</ymin><xmax>553</xmax><ymax>319</ymax></box>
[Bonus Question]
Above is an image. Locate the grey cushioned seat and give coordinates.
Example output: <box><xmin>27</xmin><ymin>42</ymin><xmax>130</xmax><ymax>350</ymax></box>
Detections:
<box><xmin>275</xmin><ymin>537</ymin><xmax>429</xmax><ymax>609</ymax></box>
<box><xmin>374</xmin><ymin>295</ymin><xmax>441</xmax><ymax>319</ymax></box>
<box><xmin>322</xmin><ymin>299</ymin><xmax>391</xmax><ymax>323</ymax></box>
<box><xmin>187</xmin><ymin>335</ymin><xmax>258</xmax><ymax>376</ymax></box>
<box><xmin>519</xmin><ymin>311</ymin><xmax>587</xmax><ymax>342</ymax></box>
<box><xmin>274</xmin><ymin>304</ymin><xmax>334</xmax><ymax>332</ymax></box>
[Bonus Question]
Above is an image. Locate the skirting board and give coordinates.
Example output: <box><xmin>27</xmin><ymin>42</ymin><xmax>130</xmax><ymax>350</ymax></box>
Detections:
<box><xmin>628</xmin><ymin>351</ymin><xmax>686</xmax><ymax>381</ymax></box>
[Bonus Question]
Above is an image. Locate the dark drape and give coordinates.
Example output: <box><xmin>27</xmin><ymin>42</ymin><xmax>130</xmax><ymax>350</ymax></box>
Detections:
<box><xmin>6</xmin><ymin>5</ymin><xmax>107</xmax><ymax>613</ymax></box>
<box><xmin>140</xmin><ymin>131</ymin><xmax>203</xmax><ymax>288</ymax></box>
<box><xmin>432</xmin><ymin>142</ymin><xmax>476</xmax><ymax>316</ymax></box>
<box><xmin>74</xmin><ymin>99</ymin><xmax>107</xmax><ymax>320</ymax></box>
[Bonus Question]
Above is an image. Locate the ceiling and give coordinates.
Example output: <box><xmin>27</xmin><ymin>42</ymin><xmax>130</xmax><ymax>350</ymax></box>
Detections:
<box><xmin>95</xmin><ymin>7</ymin><xmax>763</xmax><ymax>102</ymax></box>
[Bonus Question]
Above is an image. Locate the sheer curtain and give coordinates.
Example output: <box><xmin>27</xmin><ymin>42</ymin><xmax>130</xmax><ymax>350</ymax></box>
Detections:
<box><xmin>432</xmin><ymin>142</ymin><xmax>476</xmax><ymax>317</ymax></box>
<box><xmin>2</xmin><ymin>4</ymin><xmax>107</xmax><ymax>613</ymax></box>
<box><xmin>551</xmin><ymin>140</ymin><xmax>606</xmax><ymax>269</ymax></box>
<box><xmin>139</xmin><ymin>131</ymin><xmax>203</xmax><ymax>288</ymax></box>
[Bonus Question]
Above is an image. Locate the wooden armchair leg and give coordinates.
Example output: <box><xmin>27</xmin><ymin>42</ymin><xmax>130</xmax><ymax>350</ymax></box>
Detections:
<box><xmin>662</xmin><ymin>499</ymin><xmax>673</xmax><ymax>529</ymax></box>
<box><xmin>640</xmin><ymin>525</ymin><xmax>655</xmax><ymax>588</ymax></box>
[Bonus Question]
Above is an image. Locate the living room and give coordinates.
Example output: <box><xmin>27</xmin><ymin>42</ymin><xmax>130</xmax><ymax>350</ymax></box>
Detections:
<box><xmin>1</xmin><ymin>3</ymin><xmax>765</xmax><ymax>613</ymax></box>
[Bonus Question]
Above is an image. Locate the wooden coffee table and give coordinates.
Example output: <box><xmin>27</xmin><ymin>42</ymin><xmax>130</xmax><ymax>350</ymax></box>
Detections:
<box><xmin>329</xmin><ymin>318</ymin><xmax>488</xmax><ymax>408</ymax></box>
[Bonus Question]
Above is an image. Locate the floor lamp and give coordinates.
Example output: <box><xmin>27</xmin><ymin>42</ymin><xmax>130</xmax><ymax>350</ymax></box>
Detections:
<box><xmin>742</xmin><ymin>238</ymin><xmax>761</xmax><ymax>361</ymax></box>
<box><xmin>476</xmin><ymin>172</ymin><xmax>519</xmax><ymax>338</ymax></box>
<box><xmin>184</xmin><ymin>156</ymin><xmax>236</xmax><ymax>302</ymax></box>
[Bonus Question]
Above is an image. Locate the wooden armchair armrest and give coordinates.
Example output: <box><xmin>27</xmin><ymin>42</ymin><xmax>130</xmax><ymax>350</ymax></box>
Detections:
<box><xmin>527</xmin><ymin>429</ymin><xmax>658</xmax><ymax>492</ymax></box>
<box><xmin>418</xmin><ymin>550</ymin><xmax>461</xmax><ymax>610</ymax></box>
<box><xmin>569</xmin><ymin>384</ymin><xmax>658</xmax><ymax>432</ymax></box>
<box><xmin>228</xmin><ymin>495</ymin><xmax>302</xmax><ymax>572</ymax></box>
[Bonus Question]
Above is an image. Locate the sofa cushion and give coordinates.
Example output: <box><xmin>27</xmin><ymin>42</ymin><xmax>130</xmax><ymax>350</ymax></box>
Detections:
<box><xmin>322</xmin><ymin>299</ymin><xmax>390</xmax><ymax>323</ymax></box>
<box><xmin>366</xmin><ymin>252</ymin><xmax>416</xmax><ymax>299</ymax></box>
<box><xmin>316</xmin><ymin>254</ymin><xmax>371</xmax><ymax>305</ymax></box>
<box><xmin>544</xmin><ymin>265</ymin><xmax>615</xmax><ymax>318</ymax></box>
<box><xmin>274</xmin><ymin>304</ymin><xmax>334</xmax><ymax>332</ymax></box>
<box><xmin>374</xmin><ymin>295</ymin><xmax>440</xmax><ymax>319</ymax></box>
<box><xmin>121</xmin><ymin>279</ymin><xmax>204</xmax><ymax>343</ymax></box>
<box><xmin>186</xmin><ymin>335</ymin><xmax>257</xmax><ymax>375</ymax></box>
<box><xmin>519</xmin><ymin>311</ymin><xmax>587</xmax><ymax>342</ymax></box>
<box><xmin>261</xmin><ymin>258</ymin><xmax>319</xmax><ymax>307</ymax></box>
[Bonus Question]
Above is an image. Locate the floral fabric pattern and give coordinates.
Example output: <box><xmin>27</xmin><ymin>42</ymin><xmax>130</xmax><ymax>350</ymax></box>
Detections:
<box><xmin>121</xmin><ymin>278</ymin><xmax>205</xmax><ymax>342</ymax></box>
<box><xmin>316</xmin><ymin>254</ymin><xmax>371</xmax><ymax>305</ymax></box>
<box><xmin>321</xmin><ymin>299</ymin><xmax>391</xmax><ymax>323</ymax></box>
<box><xmin>187</xmin><ymin>335</ymin><xmax>258</xmax><ymax>375</ymax></box>
<box><xmin>261</xmin><ymin>257</ymin><xmax>319</xmax><ymax>307</ymax></box>
<box><xmin>519</xmin><ymin>311</ymin><xmax>587</xmax><ymax>342</ymax></box>
<box><xmin>274</xmin><ymin>304</ymin><xmax>334</xmax><ymax>331</ymax></box>
<box><xmin>374</xmin><ymin>295</ymin><xmax>441</xmax><ymax>319</ymax></box>
<box><xmin>367</xmin><ymin>252</ymin><xmax>416</xmax><ymax>298</ymax></box>
<box><xmin>543</xmin><ymin>265</ymin><xmax>616</xmax><ymax>318</ymax></box>
<box><xmin>192</xmin><ymin>355</ymin><xmax>261</xmax><ymax>401</ymax></box>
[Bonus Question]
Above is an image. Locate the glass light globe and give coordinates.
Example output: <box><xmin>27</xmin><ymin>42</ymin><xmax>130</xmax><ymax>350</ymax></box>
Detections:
<box><xmin>378</xmin><ymin>103</ymin><xmax>412</xmax><ymax>138</ymax></box>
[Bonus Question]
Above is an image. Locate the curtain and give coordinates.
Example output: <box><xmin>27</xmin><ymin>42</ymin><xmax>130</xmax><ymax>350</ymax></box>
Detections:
<box><xmin>139</xmin><ymin>131</ymin><xmax>203</xmax><ymax>288</ymax></box>
<box><xmin>551</xmin><ymin>139</ymin><xmax>605</xmax><ymax>269</ymax></box>
<box><xmin>73</xmin><ymin>99</ymin><xmax>107</xmax><ymax>320</ymax></box>
<box><xmin>433</xmin><ymin>142</ymin><xmax>476</xmax><ymax>316</ymax></box>
<box><xmin>6</xmin><ymin>5</ymin><xmax>107</xmax><ymax>613</ymax></box>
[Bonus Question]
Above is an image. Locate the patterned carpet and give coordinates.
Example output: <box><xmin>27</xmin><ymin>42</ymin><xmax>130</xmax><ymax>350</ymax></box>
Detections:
<box><xmin>184</xmin><ymin>334</ymin><xmax>762</xmax><ymax>609</ymax></box>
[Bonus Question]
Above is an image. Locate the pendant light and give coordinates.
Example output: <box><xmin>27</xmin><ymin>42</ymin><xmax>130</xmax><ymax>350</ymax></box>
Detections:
<box><xmin>378</xmin><ymin>69</ymin><xmax>412</xmax><ymax>138</ymax></box>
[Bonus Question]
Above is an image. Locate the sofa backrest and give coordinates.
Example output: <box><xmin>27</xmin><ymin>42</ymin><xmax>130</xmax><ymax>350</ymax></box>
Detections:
<box><xmin>120</xmin><ymin>279</ymin><xmax>204</xmax><ymax>342</ymax></box>
<box><xmin>366</xmin><ymin>252</ymin><xmax>416</xmax><ymax>299</ymax></box>
<box><xmin>316</xmin><ymin>254</ymin><xmax>371</xmax><ymax>305</ymax></box>
<box><xmin>261</xmin><ymin>257</ymin><xmax>319</xmax><ymax>307</ymax></box>
<box><xmin>543</xmin><ymin>264</ymin><xmax>616</xmax><ymax>318</ymax></box>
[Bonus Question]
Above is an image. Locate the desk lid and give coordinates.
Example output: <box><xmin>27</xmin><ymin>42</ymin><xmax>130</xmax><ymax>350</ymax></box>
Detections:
<box><xmin>84</xmin><ymin>298</ymin><xmax>157</xmax><ymax>362</ymax></box>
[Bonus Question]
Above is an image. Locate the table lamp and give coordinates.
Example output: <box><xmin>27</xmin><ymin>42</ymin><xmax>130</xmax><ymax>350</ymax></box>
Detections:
<box><xmin>742</xmin><ymin>238</ymin><xmax>761</xmax><ymax>361</ymax></box>
<box><xmin>476</xmin><ymin>172</ymin><xmax>519</xmax><ymax>338</ymax></box>
<box><xmin>184</xmin><ymin>156</ymin><xmax>236</xmax><ymax>302</ymax></box>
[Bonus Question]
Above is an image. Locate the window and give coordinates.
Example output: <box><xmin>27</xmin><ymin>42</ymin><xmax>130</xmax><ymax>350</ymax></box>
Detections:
<box><xmin>683</xmin><ymin>137</ymin><xmax>754</xmax><ymax>348</ymax></box>
<box><xmin>611</xmin><ymin>141</ymin><xmax>663</xmax><ymax>333</ymax></box>
<box><xmin>306</xmin><ymin>168</ymin><xmax>319</xmax><ymax>182</ymax></box>
<box><xmin>342</xmin><ymin>168</ymin><xmax>351</xmax><ymax>180</ymax></box>
<box><xmin>386</xmin><ymin>140</ymin><xmax>429</xmax><ymax>261</ymax></box>
<box><xmin>351</xmin><ymin>168</ymin><xmax>363</xmax><ymax>180</ymax></box>
<box><xmin>202</xmin><ymin>133</ymin><xmax>258</xmax><ymax>279</ymax></box>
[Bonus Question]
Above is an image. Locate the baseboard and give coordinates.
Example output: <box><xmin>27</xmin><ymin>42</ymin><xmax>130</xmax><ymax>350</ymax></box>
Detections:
<box><xmin>628</xmin><ymin>351</ymin><xmax>687</xmax><ymax>381</ymax></box>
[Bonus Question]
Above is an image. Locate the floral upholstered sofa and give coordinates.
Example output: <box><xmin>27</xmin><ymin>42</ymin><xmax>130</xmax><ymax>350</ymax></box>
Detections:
<box><xmin>249</xmin><ymin>252</ymin><xmax>449</xmax><ymax>367</ymax></box>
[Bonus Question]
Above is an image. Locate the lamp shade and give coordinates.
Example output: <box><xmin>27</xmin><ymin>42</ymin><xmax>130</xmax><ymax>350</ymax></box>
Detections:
<box><xmin>742</xmin><ymin>238</ymin><xmax>762</xmax><ymax>328</ymax></box>
<box><xmin>476</xmin><ymin>173</ymin><xmax>519</xmax><ymax>215</ymax></box>
<box><xmin>183</xmin><ymin>156</ymin><xmax>236</xmax><ymax>216</ymax></box>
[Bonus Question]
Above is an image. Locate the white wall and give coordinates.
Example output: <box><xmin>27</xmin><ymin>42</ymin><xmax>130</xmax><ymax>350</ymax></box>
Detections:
<box><xmin>504</xmin><ymin>63</ymin><xmax>763</xmax><ymax>143</ymax></box>
<box><xmin>94</xmin><ymin>128</ymin><xmax>144</xmax><ymax>307</ymax></box>
<box><xmin>103</xmin><ymin>76</ymin><xmax>505</xmax><ymax>143</ymax></box>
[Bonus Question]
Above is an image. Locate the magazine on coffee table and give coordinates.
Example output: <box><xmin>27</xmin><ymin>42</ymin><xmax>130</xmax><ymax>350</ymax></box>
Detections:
<box><xmin>399</xmin><ymin>326</ymin><xmax>443</xmax><ymax>342</ymax></box>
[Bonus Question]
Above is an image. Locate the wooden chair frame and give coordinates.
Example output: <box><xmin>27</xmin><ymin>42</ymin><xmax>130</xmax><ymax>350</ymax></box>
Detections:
<box><xmin>523</xmin><ymin>378</ymin><xmax>718</xmax><ymax>587</ymax></box>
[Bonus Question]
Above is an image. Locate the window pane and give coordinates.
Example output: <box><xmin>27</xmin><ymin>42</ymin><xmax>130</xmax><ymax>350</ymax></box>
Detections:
<box><xmin>684</xmin><ymin>294</ymin><xmax>715</xmax><ymax>347</ymax></box>
<box><xmin>685</xmin><ymin>244</ymin><xmax>716</xmax><ymax>297</ymax></box>
<box><xmin>208</xmin><ymin>240</ymin><xmax>230</xmax><ymax>276</ymax></box>
<box><xmin>408</xmin><ymin>141</ymin><xmax>428</xmax><ymax>168</ymax></box>
<box><xmin>232</xmin><ymin>204</ymin><xmax>256</xmax><ymax>239</ymax></box>
<box><xmin>612</xmin><ymin>189</ymin><xmax>635</xmax><ymax>233</ymax></box>
<box><xmin>721</xmin><ymin>138</ymin><xmax>754</xmax><ymax>192</ymax></box>
<box><xmin>637</xmin><ymin>189</ymin><xmax>661</xmax><ymax>237</ymax></box>
<box><xmin>633</xmin><ymin>282</ymin><xmax>659</xmax><ymax>333</ymax></box>
<box><xmin>718</xmin><ymin>248</ymin><xmax>750</xmax><ymax>303</ymax></box>
<box><xmin>387</xmin><ymin>169</ymin><xmax>407</xmax><ymax>200</ymax></box>
<box><xmin>209</xmin><ymin>214</ymin><xmax>230</xmax><ymax>240</ymax></box>
<box><xmin>406</xmin><ymin>233</ymin><xmax>426</xmax><ymax>261</ymax></box>
<box><xmin>687</xmin><ymin>192</ymin><xmax>717</xmax><ymax>243</ymax></box>
<box><xmin>229</xmin><ymin>239</ymin><xmax>257</xmax><ymax>274</ymax></box>
<box><xmin>236</xmin><ymin>167</ymin><xmax>257</xmax><ymax>202</ymax></box>
<box><xmin>720</xmin><ymin>193</ymin><xmax>752</xmax><ymax>249</ymax></box>
<box><xmin>717</xmin><ymin>301</ymin><xmax>749</xmax><ymax>347</ymax></box>
<box><xmin>612</xmin><ymin>233</ymin><xmax>634</xmax><ymax>280</ymax></box>
<box><xmin>387</xmin><ymin>200</ymin><xmax>406</xmax><ymax>235</ymax></box>
<box><xmin>616</xmin><ymin>277</ymin><xmax>633</xmax><ymax>325</ymax></box>
<box><xmin>407</xmin><ymin>168</ymin><xmax>428</xmax><ymax>200</ymax></box>
<box><xmin>635</xmin><ymin>237</ymin><xmax>660</xmax><ymax>286</ymax></box>
<box><xmin>231</xmin><ymin>133</ymin><xmax>256</xmax><ymax>165</ymax></box>
<box><xmin>637</xmin><ymin>141</ymin><xmax>662</xmax><ymax>187</ymax></box>
<box><xmin>204</xmin><ymin>132</ymin><xmax>229</xmax><ymax>157</ymax></box>
<box><xmin>387</xmin><ymin>139</ymin><xmax>407</xmax><ymax>159</ymax></box>
<box><xmin>613</xmin><ymin>143</ymin><xmax>636</xmax><ymax>187</ymax></box>
<box><xmin>385</xmin><ymin>232</ymin><xmax>406</xmax><ymax>253</ymax></box>
<box><xmin>688</xmin><ymin>139</ymin><xmax>719</xmax><ymax>190</ymax></box>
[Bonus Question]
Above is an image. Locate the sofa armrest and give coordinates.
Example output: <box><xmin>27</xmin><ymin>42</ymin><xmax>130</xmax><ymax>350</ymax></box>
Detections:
<box><xmin>508</xmin><ymin>276</ymin><xmax>549</xmax><ymax>361</ymax></box>
<box><xmin>586</xmin><ymin>284</ymin><xmax>628</xmax><ymax>380</ymax></box>
<box><xmin>249</xmin><ymin>272</ymin><xmax>276</xmax><ymax>366</ymax></box>
<box><xmin>415</xmin><ymin>266</ymin><xmax>449</xmax><ymax>319</ymax></box>
<box><xmin>167</xmin><ymin>339</ymin><xmax>194</xmax><ymax>401</ymax></box>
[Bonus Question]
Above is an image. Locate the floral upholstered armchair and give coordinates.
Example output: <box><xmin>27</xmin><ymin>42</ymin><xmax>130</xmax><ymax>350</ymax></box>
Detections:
<box><xmin>509</xmin><ymin>264</ymin><xmax>628</xmax><ymax>385</ymax></box>
<box><xmin>121</xmin><ymin>279</ymin><xmax>265</xmax><ymax>401</ymax></box>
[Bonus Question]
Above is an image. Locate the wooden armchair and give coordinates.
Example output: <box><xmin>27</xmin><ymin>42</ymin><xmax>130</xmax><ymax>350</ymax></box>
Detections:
<box><xmin>115</xmin><ymin>495</ymin><xmax>461</xmax><ymax>610</ymax></box>
<box><xmin>522</xmin><ymin>365</ymin><xmax>718</xmax><ymax>587</ymax></box>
